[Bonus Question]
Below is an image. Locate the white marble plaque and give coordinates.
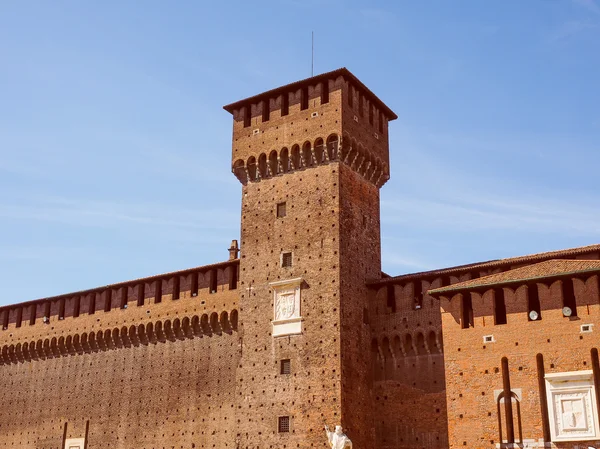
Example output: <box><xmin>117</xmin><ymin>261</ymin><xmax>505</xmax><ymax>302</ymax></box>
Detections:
<box><xmin>270</xmin><ymin>277</ymin><xmax>303</xmax><ymax>337</ymax></box>
<box><xmin>545</xmin><ymin>370</ymin><xmax>599</xmax><ymax>441</ymax></box>
<box><xmin>65</xmin><ymin>437</ymin><xmax>85</xmax><ymax>449</ymax></box>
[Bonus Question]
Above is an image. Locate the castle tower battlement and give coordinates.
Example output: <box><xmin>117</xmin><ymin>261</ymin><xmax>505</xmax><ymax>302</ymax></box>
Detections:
<box><xmin>224</xmin><ymin>68</ymin><xmax>397</xmax><ymax>188</ymax></box>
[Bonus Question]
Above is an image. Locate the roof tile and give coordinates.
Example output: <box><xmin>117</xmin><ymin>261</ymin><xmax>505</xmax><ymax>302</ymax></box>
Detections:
<box><xmin>428</xmin><ymin>259</ymin><xmax>600</xmax><ymax>296</ymax></box>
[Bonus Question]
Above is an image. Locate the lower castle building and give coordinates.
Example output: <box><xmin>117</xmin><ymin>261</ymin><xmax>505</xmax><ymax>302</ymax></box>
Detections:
<box><xmin>1</xmin><ymin>68</ymin><xmax>599</xmax><ymax>449</ymax></box>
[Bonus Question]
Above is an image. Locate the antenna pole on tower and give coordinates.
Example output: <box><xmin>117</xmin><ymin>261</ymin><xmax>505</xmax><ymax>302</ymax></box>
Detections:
<box><xmin>311</xmin><ymin>31</ymin><xmax>314</xmax><ymax>76</ymax></box>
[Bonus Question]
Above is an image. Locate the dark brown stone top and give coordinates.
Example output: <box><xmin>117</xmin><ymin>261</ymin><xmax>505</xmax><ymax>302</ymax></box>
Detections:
<box><xmin>222</xmin><ymin>67</ymin><xmax>398</xmax><ymax>120</ymax></box>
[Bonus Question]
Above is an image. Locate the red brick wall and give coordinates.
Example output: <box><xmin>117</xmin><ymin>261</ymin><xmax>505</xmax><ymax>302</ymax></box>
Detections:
<box><xmin>0</xmin><ymin>274</ymin><xmax>240</xmax><ymax>448</ymax></box>
<box><xmin>368</xmin><ymin>280</ymin><xmax>449</xmax><ymax>449</ymax></box>
<box><xmin>441</xmin><ymin>273</ymin><xmax>600</xmax><ymax>448</ymax></box>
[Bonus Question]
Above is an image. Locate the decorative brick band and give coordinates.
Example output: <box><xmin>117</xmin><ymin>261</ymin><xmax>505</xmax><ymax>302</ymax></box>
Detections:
<box><xmin>0</xmin><ymin>310</ymin><xmax>238</xmax><ymax>365</ymax></box>
<box><xmin>232</xmin><ymin>134</ymin><xmax>389</xmax><ymax>187</ymax></box>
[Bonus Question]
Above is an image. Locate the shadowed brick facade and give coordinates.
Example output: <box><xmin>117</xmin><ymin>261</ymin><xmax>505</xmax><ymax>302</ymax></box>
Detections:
<box><xmin>1</xmin><ymin>68</ymin><xmax>599</xmax><ymax>449</ymax></box>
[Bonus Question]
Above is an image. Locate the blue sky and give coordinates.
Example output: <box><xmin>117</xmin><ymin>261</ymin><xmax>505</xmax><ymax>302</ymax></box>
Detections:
<box><xmin>0</xmin><ymin>0</ymin><xmax>599</xmax><ymax>304</ymax></box>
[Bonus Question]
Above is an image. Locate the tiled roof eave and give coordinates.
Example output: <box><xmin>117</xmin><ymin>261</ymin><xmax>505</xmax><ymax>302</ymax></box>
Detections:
<box><xmin>428</xmin><ymin>267</ymin><xmax>600</xmax><ymax>298</ymax></box>
<box><xmin>367</xmin><ymin>243</ymin><xmax>600</xmax><ymax>287</ymax></box>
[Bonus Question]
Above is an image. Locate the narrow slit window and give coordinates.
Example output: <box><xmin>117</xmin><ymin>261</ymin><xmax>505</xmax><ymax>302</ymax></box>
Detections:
<box><xmin>72</xmin><ymin>297</ymin><xmax>79</xmax><ymax>319</ymax></box>
<box><xmin>173</xmin><ymin>276</ymin><xmax>180</xmax><ymax>300</ymax></box>
<box><xmin>88</xmin><ymin>295</ymin><xmax>95</xmax><ymax>315</ymax></box>
<box><xmin>277</xmin><ymin>202</ymin><xmax>287</xmax><ymax>218</ymax></box>
<box><xmin>104</xmin><ymin>290</ymin><xmax>112</xmax><ymax>312</ymax></box>
<box><xmin>527</xmin><ymin>283</ymin><xmax>541</xmax><ymax>321</ymax></box>
<box><xmin>300</xmin><ymin>86</ymin><xmax>309</xmax><ymax>110</ymax></box>
<box><xmin>278</xmin><ymin>416</ymin><xmax>290</xmax><ymax>433</ymax></box>
<box><xmin>15</xmin><ymin>307</ymin><xmax>22</xmax><ymax>327</ymax></box>
<box><xmin>379</xmin><ymin>111</ymin><xmax>384</xmax><ymax>133</ymax></box>
<box><xmin>280</xmin><ymin>359</ymin><xmax>291</xmax><ymax>375</ymax></box>
<box><xmin>386</xmin><ymin>285</ymin><xmax>396</xmax><ymax>313</ymax></box>
<box><xmin>30</xmin><ymin>303</ymin><xmax>37</xmax><ymax>325</ymax></box>
<box><xmin>2</xmin><ymin>309</ymin><xmax>8</xmax><ymax>330</ymax></box>
<box><xmin>561</xmin><ymin>278</ymin><xmax>577</xmax><ymax>317</ymax></box>
<box><xmin>229</xmin><ymin>265</ymin><xmax>238</xmax><ymax>291</ymax></box>
<box><xmin>44</xmin><ymin>301</ymin><xmax>51</xmax><ymax>322</ymax></box>
<box><xmin>58</xmin><ymin>299</ymin><xmax>65</xmax><ymax>320</ymax></box>
<box><xmin>262</xmin><ymin>99</ymin><xmax>270</xmax><ymax>122</ymax></box>
<box><xmin>369</xmin><ymin>103</ymin><xmax>374</xmax><ymax>125</ymax></box>
<box><xmin>321</xmin><ymin>81</ymin><xmax>329</xmax><ymax>104</ymax></box>
<box><xmin>281</xmin><ymin>252</ymin><xmax>293</xmax><ymax>268</ymax></box>
<box><xmin>120</xmin><ymin>286</ymin><xmax>128</xmax><ymax>309</ymax></box>
<box><xmin>209</xmin><ymin>270</ymin><xmax>218</xmax><ymax>294</ymax></box>
<box><xmin>359</xmin><ymin>93</ymin><xmax>364</xmax><ymax>117</ymax></box>
<box><xmin>281</xmin><ymin>93</ymin><xmax>289</xmax><ymax>116</ymax></box>
<box><xmin>138</xmin><ymin>283</ymin><xmax>145</xmax><ymax>306</ymax></box>
<box><xmin>494</xmin><ymin>288</ymin><xmax>507</xmax><ymax>325</ymax></box>
<box><xmin>191</xmin><ymin>273</ymin><xmax>198</xmax><ymax>297</ymax></box>
<box><xmin>155</xmin><ymin>280</ymin><xmax>162</xmax><ymax>304</ymax></box>
<box><xmin>243</xmin><ymin>105</ymin><xmax>251</xmax><ymax>128</ymax></box>
<box><xmin>348</xmin><ymin>85</ymin><xmax>353</xmax><ymax>108</ymax></box>
<box><xmin>461</xmin><ymin>293</ymin><xmax>474</xmax><ymax>329</ymax></box>
<box><xmin>413</xmin><ymin>281</ymin><xmax>423</xmax><ymax>309</ymax></box>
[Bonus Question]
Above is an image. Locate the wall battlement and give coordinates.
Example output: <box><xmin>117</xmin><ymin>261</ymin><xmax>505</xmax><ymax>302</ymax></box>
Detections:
<box><xmin>0</xmin><ymin>259</ymin><xmax>239</xmax><ymax>342</ymax></box>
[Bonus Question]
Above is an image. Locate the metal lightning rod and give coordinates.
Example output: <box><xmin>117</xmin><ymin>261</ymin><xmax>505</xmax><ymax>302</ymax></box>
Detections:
<box><xmin>311</xmin><ymin>31</ymin><xmax>314</xmax><ymax>76</ymax></box>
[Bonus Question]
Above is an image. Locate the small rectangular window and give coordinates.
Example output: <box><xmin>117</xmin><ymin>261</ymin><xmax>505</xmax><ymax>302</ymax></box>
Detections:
<box><xmin>281</xmin><ymin>93</ymin><xmax>289</xmax><ymax>116</ymax></box>
<box><xmin>281</xmin><ymin>252</ymin><xmax>292</xmax><ymax>268</ymax></box>
<box><xmin>277</xmin><ymin>202</ymin><xmax>287</xmax><ymax>218</ymax></box>
<box><xmin>280</xmin><ymin>359</ymin><xmax>291</xmax><ymax>374</ymax></box>
<box><xmin>278</xmin><ymin>416</ymin><xmax>290</xmax><ymax>433</ymax></box>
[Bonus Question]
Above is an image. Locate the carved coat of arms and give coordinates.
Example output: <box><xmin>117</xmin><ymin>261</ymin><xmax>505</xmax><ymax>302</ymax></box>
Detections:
<box><xmin>275</xmin><ymin>293</ymin><xmax>295</xmax><ymax>320</ymax></box>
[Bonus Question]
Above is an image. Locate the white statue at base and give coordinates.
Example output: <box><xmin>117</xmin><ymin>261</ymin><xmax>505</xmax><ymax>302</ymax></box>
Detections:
<box><xmin>325</xmin><ymin>425</ymin><xmax>352</xmax><ymax>449</ymax></box>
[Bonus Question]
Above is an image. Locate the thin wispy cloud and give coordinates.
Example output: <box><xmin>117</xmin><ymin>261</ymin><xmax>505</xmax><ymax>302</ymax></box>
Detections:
<box><xmin>573</xmin><ymin>0</ymin><xmax>600</xmax><ymax>14</ymax></box>
<box><xmin>550</xmin><ymin>20</ymin><xmax>598</xmax><ymax>42</ymax></box>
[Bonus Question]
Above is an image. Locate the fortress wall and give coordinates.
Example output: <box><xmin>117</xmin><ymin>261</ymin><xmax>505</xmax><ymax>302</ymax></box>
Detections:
<box><xmin>0</xmin><ymin>263</ymin><xmax>240</xmax><ymax>449</ymax></box>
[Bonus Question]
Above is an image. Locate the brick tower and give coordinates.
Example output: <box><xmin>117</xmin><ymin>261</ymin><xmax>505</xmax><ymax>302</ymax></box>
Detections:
<box><xmin>224</xmin><ymin>68</ymin><xmax>396</xmax><ymax>448</ymax></box>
